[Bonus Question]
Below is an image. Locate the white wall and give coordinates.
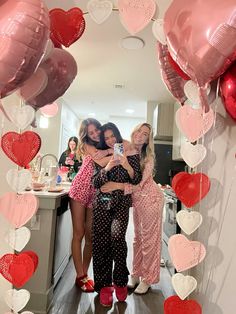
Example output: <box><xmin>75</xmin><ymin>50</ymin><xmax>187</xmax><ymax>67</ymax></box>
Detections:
<box><xmin>109</xmin><ymin>115</ymin><xmax>145</xmax><ymax>140</ymax></box>
<box><xmin>191</xmin><ymin>100</ymin><xmax>236</xmax><ymax>314</ymax></box>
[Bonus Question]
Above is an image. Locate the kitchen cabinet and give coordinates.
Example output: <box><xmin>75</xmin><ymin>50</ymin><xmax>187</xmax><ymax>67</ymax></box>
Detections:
<box><xmin>153</xmin><ymin>103</ymin><xmax>174</xmax><ymax>141</ymax></box>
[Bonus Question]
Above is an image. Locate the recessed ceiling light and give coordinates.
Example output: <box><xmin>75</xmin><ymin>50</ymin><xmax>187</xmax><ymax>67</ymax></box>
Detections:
<box><xmin>88</xmin><ymin>112</ymin><xmax>95</xmax><ymax>117</ymax></box>
<box><xmin>126</xmin><ymin>109</ymin><xmax>134</xmax><ymax>114</ymax></box>
<box><xmin>121</xmin><ymin>36</ymin><xmax>145</xmax><ymax>50</ymax></box>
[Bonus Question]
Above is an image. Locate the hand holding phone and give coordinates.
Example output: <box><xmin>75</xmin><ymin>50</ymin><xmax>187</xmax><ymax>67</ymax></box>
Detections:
<box><xmin>114</xmin><ymin>143</ymin><xmax>124</xmax><ymax>160</ymax></box>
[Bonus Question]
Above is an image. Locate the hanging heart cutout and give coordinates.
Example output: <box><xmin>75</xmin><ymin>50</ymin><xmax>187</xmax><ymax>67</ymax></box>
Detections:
<box><xmin>1</xmin><ymin>131</ymin><xmax>41</xmax><ymax>167</ymax></box>
<box><xmin>4</xmin><ymin>289</ymin><xmax>30</xmax><ymax>313</ymax></box>
<box><xmin>87</xmin><ymin>0</ymin><xmax>113</xmax><ymax>24</ymax></box>
<box><xmin>5</xmin><ymin>227</ymin><xmax>31</xmax><ymax>252</ymax></box>
<box><xmin>172</xmin><ymin>273</ymin><xmax>197</xmax><ymax>300</ymax></box>
<box><xmin>164</xmin><ymin>295</ymin><xmax>202</xmax><ymax>314</ymax></box>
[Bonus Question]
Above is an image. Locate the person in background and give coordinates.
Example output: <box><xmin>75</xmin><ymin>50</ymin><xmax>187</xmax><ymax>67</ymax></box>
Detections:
<box><xmin>92</xmin><ymin>122</ymin><xmax>142</xmax><ymax>307</ymax></box>
<box><xmin>69</xmin><ymin>119</ymin><xmax>112</xmax><ymax>293</ymax></box>
<box><xmin>58</xmin><ymin>136</ymin><xmax>81</xmax><ymax>173</ymax></box>
<box><xmin>101</xmin><ymin>123</ymin><xmax>164</xmax><ymax>294</ymax></box>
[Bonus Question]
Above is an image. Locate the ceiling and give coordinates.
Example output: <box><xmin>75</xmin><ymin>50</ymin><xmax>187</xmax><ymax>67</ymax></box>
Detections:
<box><xmin>45</xmin><ymin>0</ymin><xmax>174</xmax><ymax>120</ymax></box>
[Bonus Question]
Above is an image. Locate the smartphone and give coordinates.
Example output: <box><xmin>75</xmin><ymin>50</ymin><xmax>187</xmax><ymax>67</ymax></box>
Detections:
<box><xmin>114</xmin><ymin>143</ymin><xmax>124</xmax><ymax>159</ymax></box>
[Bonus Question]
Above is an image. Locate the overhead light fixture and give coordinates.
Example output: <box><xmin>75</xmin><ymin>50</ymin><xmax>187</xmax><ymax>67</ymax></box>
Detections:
<box><xmin>120</xmin><ymin>36</ymin><xmax>145</xmax><ymax>50</ymax></box>
<box><xmin>126</xmin><ymin>109</ymin><xmax>134</xmax><ymax>114</ymax></box>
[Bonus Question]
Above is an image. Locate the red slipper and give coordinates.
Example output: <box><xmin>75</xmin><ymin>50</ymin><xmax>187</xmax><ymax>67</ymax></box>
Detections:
<box><xmin>75</xmin><ymin>274</ymin><xmax>94</xmax><ymax>292</ymax></box>
<box><xmin>100</xmin><ymin>286</ymin><xmax>114</xmax><ymax>307</ymax></box>
<box><xmin>114</xmin><ymin>285</ymin><xmax>127</xmax><ymax>302</ymax></box>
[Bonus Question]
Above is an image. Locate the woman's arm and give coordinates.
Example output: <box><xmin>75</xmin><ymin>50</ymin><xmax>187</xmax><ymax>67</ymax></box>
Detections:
<box><xmin>84</xmin><ymin>143</ymin><xmax>112</xmax><ymax>167</ymax></box>
<box><xmin>58</xmin><ymin>152</ymin><xmax>67</xmax><ymax>167</ymax></box>
<box><xmin>126</xmin><ymin>154</ymin><xmax>142</xmax><ymax>185</ymax></box>
<box><xmin>93</xmin><ymin>157</ymin><xmax>117</xmax><ymax>189</ymax></box>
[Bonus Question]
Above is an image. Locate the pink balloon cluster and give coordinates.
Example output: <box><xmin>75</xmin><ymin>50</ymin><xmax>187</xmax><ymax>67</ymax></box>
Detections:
<box><xmin>161</xmin><ymin>0</ymin><xmax>236</xmax><ymax>119</ymax></box>
<box><xmin>0</xmin><ymin>0</ymin><xmax>50</xmax><ymax>98</ymax></box>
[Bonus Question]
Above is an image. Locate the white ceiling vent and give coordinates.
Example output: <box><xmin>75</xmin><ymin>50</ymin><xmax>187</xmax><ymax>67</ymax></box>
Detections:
<box><xmin>114</xmin><ymin>83</ymin><xmax>125</xmax><ymax>89</ymax></box>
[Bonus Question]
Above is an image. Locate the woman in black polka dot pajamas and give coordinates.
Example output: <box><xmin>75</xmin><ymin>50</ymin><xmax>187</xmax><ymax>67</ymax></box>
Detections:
<box><xmin>92</xmin><ymin>122</ymin><xmax>142</xmax><ymax>307</ymax></box>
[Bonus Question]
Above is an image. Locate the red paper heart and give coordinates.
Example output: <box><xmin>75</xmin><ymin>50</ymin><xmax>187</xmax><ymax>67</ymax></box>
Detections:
<box><xmin>0</xmin><ymin>252</ymin><xmax>36</xmax><ymax>288</ymax></box>
<box><xmin>1</xmin><ymin>131</ymin><xmax>41</xmax><ymax>167</ymax></box>
<box><xmin>164</xmin><ymin>296</ymin><xmax>202</xmax><ymax>314</ymax></box>
<box><xmin>23</xmin><ymin>251</ymin><xmax>39</xmax><ymax>272</ymax></box>
<box><xmin>172</xmin><ymin>172</ymin><xmax>210</xmax><ymax>208</ymax></box>
<box><xmin>50</xmin><ymin>8</ymin><xmax>85</xmax><ymax>47</ymax></box>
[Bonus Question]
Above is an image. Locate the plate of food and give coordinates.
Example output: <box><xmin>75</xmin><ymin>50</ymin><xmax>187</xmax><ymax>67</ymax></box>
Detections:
<box><xmin>48</xmin><ymin>187</ymin><xmax>64</xmax><ymax>193</ymax></box>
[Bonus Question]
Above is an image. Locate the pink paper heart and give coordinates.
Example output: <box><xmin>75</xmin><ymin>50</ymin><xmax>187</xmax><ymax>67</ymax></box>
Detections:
<box><xmin>118</xmin><ymin>0</ymin><xmax>156</xmax><ymax>35</ymax></box>
<box><xmin>175</xmin><ymin>104</ymin><xmax>214</xmax><ymax>142</ymax></box>
<box><xmin>0</xmin><ymin>192</ymin><xmax>39</xmax><ymax>228</ymax></box>
<box><xmin>168</xmin><ymin>234</ymin><xmax>206</xmax><ymax>272</ymax></box>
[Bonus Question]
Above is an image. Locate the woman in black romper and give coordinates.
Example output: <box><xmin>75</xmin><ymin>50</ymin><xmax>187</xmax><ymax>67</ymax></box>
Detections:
<box><xmin>92</xmin><ymin>122</ymin><xmax>142</xmax><ymax>307</ymax></box>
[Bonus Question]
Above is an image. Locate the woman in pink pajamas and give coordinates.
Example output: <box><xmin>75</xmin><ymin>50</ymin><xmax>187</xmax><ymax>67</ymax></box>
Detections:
<box><xmin>101</xmin><ymin>123</ymin><xmax>164</xmax><ymax>294</ymax></box>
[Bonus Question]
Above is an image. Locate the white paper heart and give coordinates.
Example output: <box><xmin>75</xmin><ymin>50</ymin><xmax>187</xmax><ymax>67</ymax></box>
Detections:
<box><xmin>176</xmin><ymin>210</ymin><xmax>203</xmax><ymax>235</ymax></box>
<box><xmin>2</xmin><ymin>101</ymin><xmax>35</xmax><ymax>130</ymax></box>
<box><xmin>5</xmin><ymin>226</ymin><xmax>31</xmax><ymax>251</ymax></box>
<box><xmin>184</xmin><ymin>80</ymin><xmax>210</xmax><ymax>108</ymax></box>
<box><xmin>180</xmin><ymin>142</ymin><xmax>207</xmax><ymax>168</ymax></box>
<box><xmin>6</xmin><ymin>169</ymin><xmax>32</xmax><ymax>193</ymax></box>
<box><xmin>172</xmin><ymin>273</ymin><xmax>197</xmax><ymax>300</ymax></box>
<box><xmin>5</xmin><ymin>289</ymin><xmax>30</xmax><ymax>313</ymax></box>
<box><xmin>152</xmin><ymin>19</ymin><xmax>166</xmax><ymax>44</ymax></box>
<box><xmin>87</xmin><ymin>0</ymin><xmax>113</xmax><ymax>24</ymax></box>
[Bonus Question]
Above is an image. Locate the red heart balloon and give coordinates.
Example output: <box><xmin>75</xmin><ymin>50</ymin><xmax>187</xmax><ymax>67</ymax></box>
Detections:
<box><xmin>172</xmin><ymin>172</ymin><xmax>210</xmax><ymax>208</ymax></box>
<box><xmin>49</xmin><ymin>8</ymin><xmax>85</xmax><ymax>47</ymax></box>
<box><xmin>1</xmin><ymin>131</ymin><xmax>41</xmax><ymax>167</ymax></box>
<box><xmin>164</xmin><ymin>296</ymin><xmax>202</xmax><ymax>314</ymax></box>
<box><xmin>0</xmin><ymin>252</ymin><xmax>35</xmax><ymax>288</ymax></box>
<box><xmin>220</xmin><ymin>61</ymin><xmax>236</xmax><ymax>121</ymax></box>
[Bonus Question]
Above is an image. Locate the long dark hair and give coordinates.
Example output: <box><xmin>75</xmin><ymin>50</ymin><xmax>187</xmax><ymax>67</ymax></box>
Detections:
<box><xmin>78</xmin><ymin>118</ymin><xmax>102</xmax><ymax>156</ymax></box>
<box><xmin>99</xmin><ymin>122</ymin><xmax>123</xmax><ymax>149</ymax></box>
<box><xmin>65</xmin><ymin>136</ymin><xmax>78</xmax><ymax>155</ymax></box>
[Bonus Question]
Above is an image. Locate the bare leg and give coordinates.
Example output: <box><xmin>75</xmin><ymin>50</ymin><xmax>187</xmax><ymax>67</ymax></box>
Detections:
<box><xmin>70</xmin><ymin>198</ymin><xmax>86</xmax><ymax>277</ymax></box>
<box><xmin>83</xmin><ymin>206</ymin><xmax>93</xmax><ymax>275</ymax></box>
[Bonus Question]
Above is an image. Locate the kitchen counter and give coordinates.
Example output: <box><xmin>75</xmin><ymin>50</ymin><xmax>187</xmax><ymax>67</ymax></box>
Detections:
<box><xmin>23</xmin><ymin>185</ymin><xmax>72</xmax><ymax>314</ymax></box>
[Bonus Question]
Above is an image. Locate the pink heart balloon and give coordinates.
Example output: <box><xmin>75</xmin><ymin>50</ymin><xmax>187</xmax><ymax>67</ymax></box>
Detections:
<box><xmin>18</xmin><ymin>68</ymin><xmax>48</xmax><ymax>101</ymax></box>
<box><xmin>0</xmin><ymin>0</ymin><xmax>50</xmax><ymax>98</ymax></box>
<box><xmin>164</xmin><ymin>0</ymin><xmax>236</xmax><ymax>88</ymax></box>
<box><xmin>40</xmin><ymin>102</ymin><xmax>58</xmax><ymax>117</ymax></box>
<box><xmin>157</xmin><ymin>42</ymin><xmax>187</xmax><ymax>105</ymax></box>
<box><xmin>27</xmin><ymin>48</ymin><xmax>77</xmax><ymax>108</ymax></box>
<box><xmin>168</xmin><ymin>234</ymin><xmax>206</xmax><ymax>272</ymax></box>
<box><xmin>0</xmin><ymin>192</ymin><xmax>39</xmax><ymax>228</ymax></box>
<box><xmin>118</xmin><ymin>0</ymin><xmax>156</xmax><ymax>35</ymax></box>
<box><xmin>175</xmin><ymin>104</ymin><xmax>214</xmax><ymax>142</ymax></box>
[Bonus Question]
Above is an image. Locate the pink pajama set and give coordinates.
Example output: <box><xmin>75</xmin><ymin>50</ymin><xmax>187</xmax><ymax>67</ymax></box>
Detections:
<box><xmin>127</xmin><ymin>158</ymin><xmax>164</xmax><ymax>285</ymax></box>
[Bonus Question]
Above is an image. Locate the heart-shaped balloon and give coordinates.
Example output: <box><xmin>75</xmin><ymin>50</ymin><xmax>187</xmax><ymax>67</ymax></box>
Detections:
<box><xmin>220</xmin><ymin>61</ymin><xmax>236</xmax><ymax>121</ymax></box>
<box><xmin>180</xmin><ymin>142</ymin><xmax>207</xmax><ymax>168</ymax></box>
<box><xmin>1</xmin><ymin>131</ymin><xmax>41</xmax><ymax>167</ymax></box>
<box><xmin>172</xmin><ymin>273</ymin><xmax>197</xmax><ymax>300</ymax></box>
<box><xmin>4</xmin><ymin>289</ymin><xmax>30</xmax><ymax>313</ymax></box>
<box><xmin>0</xmin><ymin>0</ymin><xmax>49</xmax><ymax>98</ymax></box>
<box><xmin>164</xmin><ymin>295</ymin><xmax>202</xmax><ymax>314</ymax></box>
<box><xmin>40</xmin><ymin>102</ymin><xmax>58</xmax><ymax>118</ymax></box>
<box><xmin>152</xmin><ymin>19</ymin><xmax>167</xmax><ymax>45</ymax></box>
<box><xmin>175</xmin><ymin>104</ymin><xmax>215</xmax><ymax>142</ymax></box>
<box><xmin>118</xmin><ymin>0</ymin><xmax>156</xmax><ymax>35</ymax></box>
<box><xmin>19</xmin><ymin>68</ymin><xmax>48</xmax><ymax>102</ymax></box>
<box><xmin>50</xmin><ymin>8</ymin><xmax>86</xmax><ymax>47</ymax></box>
<box><xmin>157</xmin><ymin>42</ymin><xmax>187</xmax><ymax>104</ymax></box>
<box><xmin>176</xmin><ymin>210</ymin><xmax>203</xmax><ymax>235</ymax></box>
<box><xmin>6</xmin><ymin>169</ymin><xmax>32</xmax><ymax>192</ymax></box>
<box><xmin>168</xmin><ymin>234</ymin><xmax>206</xmax><ymax>272</ymax></box>
<box><xmin>0</xmin><ymin>192</ymin><xmax>39</xmax><ymax>228</ymax></box>
<box><xmin>5</xmin><ymin>227</ymin><xmax>31</xmax><ymax>252</ymax></box>
<box><xmin>27</xmin><ymin>48</ymin><xmax>77</xmax><ymax>109</ymax></box>
<box><xmin>172</xmin><ymin>172</ymin><xmax>211</xmax><ymax>208</ymax></box>
<box><xmin>164</xmin><ymin>0</ymin><xmax>236</xmax><ymax>88</ymax></box>
<box><xmin>0</xmin><ymin>253</ymin><xmax>35</xmax><ymax>288</ymax></box>
<box><xmin>87</xmin><ymin>0</ymin><xmax>113</xmax><ymax>24</ymax></box>
<box><xmin>1</xmin><ymin>100</ymin><xmax>35</xmax><ymax>130</ymax></box>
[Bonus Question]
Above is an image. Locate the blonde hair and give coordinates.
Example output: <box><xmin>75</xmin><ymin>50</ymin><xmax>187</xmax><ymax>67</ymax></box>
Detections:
<box><xmin>131</xmin><ymin>123</ymin><xmax>155</xmax><ymax>173</ymax></box>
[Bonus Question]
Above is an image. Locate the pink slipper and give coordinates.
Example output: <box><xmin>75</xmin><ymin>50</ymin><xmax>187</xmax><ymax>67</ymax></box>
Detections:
<box><xmin>100</xmin><ymin>286</ymin><xmax>114</xmax><ymax>307</ymax></box>
<box><xmin>114</xmin><ymin>285</ymin><xmax>128</xmax><ymax>302</ymax></box>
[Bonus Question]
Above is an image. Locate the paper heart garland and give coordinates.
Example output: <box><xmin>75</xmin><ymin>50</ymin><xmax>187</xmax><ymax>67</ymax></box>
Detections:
<box><xmin>172</xmin><ymin>172</ymin><xmax>211</xmax><ymax>208</ymax></box>
<box><xmin>1</xmin><ymin>131</ymin><xmax>41</xmax><ymax>167</ymax></box>
<box><xmin>152</xmin><ymin>19</ymin><xmax>166</xmax><ymax>44</ymax></box>
<box><xmin>172</xmin><ymin>273</ymin><xmax>197</xmax><ymax>300</ymax></box>
<box><xmin>5</xmin><ymin>289</ymin><xmax>30</xmax><ymax>313</ymax></box>
<box><xmin>0</xmin><ymin>192</ymin><xmax>39</xmax><ymax>228</ymax></box>
<box><xmin>176</xmin><ymin>210</ymin><xmax>203</xmax><ymax>235</ymax></box>
<box><xmin>0</xmin><ymin>252</ymin><xmax>36</xmax><ymax>288</ymax></box>
<box><xmin>50</xmin><ymin>8</ymin><xmax>86</xmax><ymax>47</ymax></box>
<box><xmin>180</xmin><ymin>142</ymin><xmax>207</xmax><ymax>168</ymax></box>
<box><xmin>164</xmin><ymin>295</ymin><xmax>202</xmax><ymax>314</ymax></box>
<box><xmin>87</xmin><ymin>0</ymin><xmax>113</xmax><ymax>24</ymax></box>
<box><xmin>184</xmin><ymin>81</ymin><xmax>210</xmax><ymax>108</ymax></box>
<box><xmin>23</xmin><ymin>251</ymin><xmax>39</xmax><ymax>273</ymax></box>
<box><xmin>5</xmin><ymin>227</ymin><xmax>31</xmax><ymax>252</ymax></box>
<box><xmin>118</xmin><ymin>0</ymin><xmax>156</xmax><ymax>35</ymax></box>
<box><xmin>6</xmin><ymin>169</ymin><xmax>32</xmax><ymax>192</ymax></box>
<box><xmin>175</xmin><ymin>104</ymin><xmax>215</xmax><ymax>142</ymax></box>
<box><xmin>168</xmin><ymin>234</ymin><xmax>206</xmax><ymax>272</ymax></box>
